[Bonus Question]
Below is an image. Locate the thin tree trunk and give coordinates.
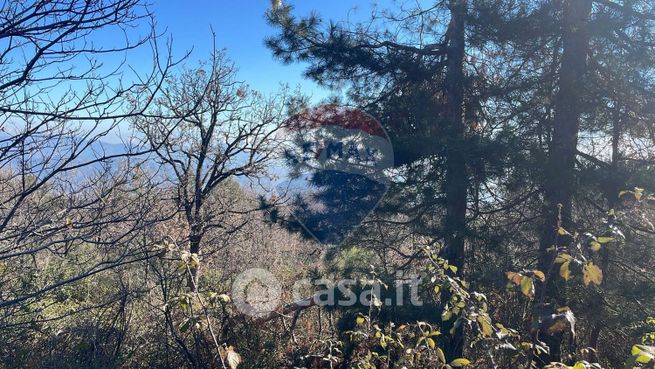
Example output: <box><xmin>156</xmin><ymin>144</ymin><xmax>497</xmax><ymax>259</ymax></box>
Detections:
<box><xmin>442</xmin><ymin>0</ymin><xmax>468</xmax><ymax>361</ymax></box>
<box><xmin>536</xmin><ymin>0</ymin><xmax>592</xmax><ymax>366</ymax></box>
<box><xmin>188</xmin><ymin>231</ymin><xmax>202</xmax><ymax>292</ymax></box>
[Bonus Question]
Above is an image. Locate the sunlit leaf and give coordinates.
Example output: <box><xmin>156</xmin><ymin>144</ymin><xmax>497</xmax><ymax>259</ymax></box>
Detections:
<box><xmin>560</xmin><ymin>261</ymin><xmax>572</xmax><ymax>281</ymax></box>
<box><xmin>506</xmin><ymin>271</ymin><xmax>523</xmax><ymax>285</ymax></box>
<box><xmin>451</xmin><ymin>358</ymin><xmax>471</xmax><ymax>367</ymax></box>
<box><xmin>555</xmin><ymin>253</ymin><xmax>573</xmax><ymax>264</ymax></box>
<box><xmin>226</xmin><ymin>346</ymin><xmax>241</xmax><ymax>369</ymax></box>
<box><xmin>477</xmin><ymin>315</ymin><xmax>493</xmax><ymax>337</ymax></box>
<box><xmin>520</xmin><ymin>277</ymin><xmax>534</xmax><ymax>298</ymax></box>
<box><xmin>583</xmin><ymin>262</ymin><xmax>603</xmax><ymax>286</ymax></box>
<box><xmin>590</xmin><ymin>241</ymin><xmax>601</xmax><ymax>251</ymax></box>
<box><xmin>437</xmin><ymin>347</ymin><xmax>446</xmax><ymax>363</ymax></box>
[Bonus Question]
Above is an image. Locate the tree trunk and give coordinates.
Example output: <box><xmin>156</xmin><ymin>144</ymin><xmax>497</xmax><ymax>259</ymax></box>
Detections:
<box><xmin>188</xmin><ymin>231</ymin><xmax>202</xmax><ymax>292</ymax></box>
<box><xmin>536</xmin><ymin>0</ymin><xmax>592</xmax><ymax>366</ymax></box>
<box><xmin>442</xmin><ymin>0</ymin><xmax>468</xmax><ymax>361</ymax></box>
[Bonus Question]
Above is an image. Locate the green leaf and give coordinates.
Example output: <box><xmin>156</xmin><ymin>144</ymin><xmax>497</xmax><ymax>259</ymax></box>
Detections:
<box><xmin>189</xmin><ymin>253</ymin><xmax>200</xmax><ymax>268</ymax></box>
<box><xmin>560</xmin><ymin>261</ymin><xmax>572</xmax><ymax>281</ymax></box>
<box><xmin>572</xmin><ymin>362</ymin><xmax>585</xmax><ymax>369</ymax></box>
<box><xmin>632</xmin><ymin>345</ymin><xmax>642</xmax><ymax>355</ymax></box>
<box><xmin>451</xmin><ymin>358</ymin><xmax>471</xmax><ymax>367</ymax></box>
<box><xmin>555</xmin><ymin>253</ymin><xmax>573</xmax><ymax>263</ymax></box>
<box><xmin>520</xmin><ymin>277</ymin><xmax>534</xmax><ymax>298</ymax></box>
<box><xmin>437</xmin><ymin>347</ymin><xmax>446</xmax><ymax>363</ymax></box>
<box><xmin>477</xmin><ymin>316</ymin><xmax>493</xmax><ymax>337</ymax></box>
<box><xmin>590</xmin><ymin>241</ymin><xmax>601</xmax><ymax>251</ymax></box>
<box><xmin>179</xmin><ymin>319</ymin><xmax>191</xmax><ymax>333</ymax></box>
<box><xmin>632</xmin><ymin>344</ymin><xmax>655</xmax><ymax>363</ymax></box>
<box><xmin>533</xmin><ymin>270</ymin><xmax>545</xmax><ymax>282</ymax></box>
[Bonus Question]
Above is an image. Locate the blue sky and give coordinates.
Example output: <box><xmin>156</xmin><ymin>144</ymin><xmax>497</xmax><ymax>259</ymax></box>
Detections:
<box><xmin>21</xmin><ymin>1</ymin><xmax>391</xmax><ymax>142</ymax></box>
<box><xmin>143</xmin><ymin>1</ymin><xmax>384</xmax><ymax>101</ymax></box>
